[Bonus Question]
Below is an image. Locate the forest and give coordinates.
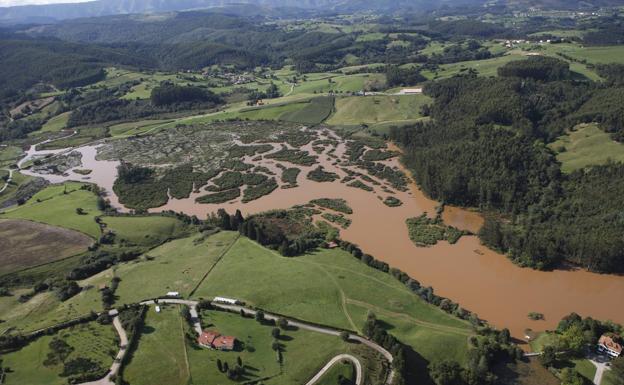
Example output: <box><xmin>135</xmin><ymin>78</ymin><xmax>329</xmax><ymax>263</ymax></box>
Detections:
<box><xmin>391</xmin><ymin>57</ymin><xmax>624</xmax><ymax>273</ymax></box>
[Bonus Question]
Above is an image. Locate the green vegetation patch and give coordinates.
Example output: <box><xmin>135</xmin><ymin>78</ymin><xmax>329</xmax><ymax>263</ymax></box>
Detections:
<box><xmin>281</xmin><ymin>167</ymin><xmax>301</xmax><ymax>187</ymax></box>
<box><xmin>307</xmin><ymin>166</ymin><xmax>340</xmax><ymax>182</ymax></box>
<box><xmin>316</xmin><ymin>360</ymin><xmax>355</xmax><ymax>385</ymax></box>
<box><xmin>406</xmin><ymin>214</ymin><xmax>465</xmax><ymax>247</ymax></box>
<box><xmin>1</xmin><ymin>321</ymin><xmax>118</xmax><ymax>385</ymax></box>
<box><xmin>347</xmin><ymin>179</ymin><xmax>373</xmax><ymax>192</ymax></box>
<box><xmin>321</xmin><ymin>213</ymin><xmax>351</xmax><ymax>229</ymax></box>
<box><xmin>549</xmin><ymin>123</ymin><xmax>624</xmax><ymax>173</ymax></box>
<box><xmin>383</xmin><ymin>196</ymin><xmax>403</xmax><ymax>207</ymax></box>
<box><xmin>196</xmin><ymin>188</ymin><xmax>241</xmax><ymax>204</ymax></box>
<box><xmin>242</xmin><ymin>178</ymin><xmax>278</xmax><ymax>203</ymax></box>
<box><xmin>0</xmin><ymin>182</ymin><xmax>102</xmax><ymax>238</ymax></box>
<box><xmin>265</xmin><ymin>147</ymin><xmax>317</xmax><ymax>166</ymax></box>
<box><xmin>310</xmin><ymin>198</ymin><xmax>353</xmax><ymax>214</ymax></box>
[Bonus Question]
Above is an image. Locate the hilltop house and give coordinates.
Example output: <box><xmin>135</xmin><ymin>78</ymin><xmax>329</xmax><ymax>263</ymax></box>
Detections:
<box><xmin>198</xmin><ymin>330</ymin><xmax>236</xmax><ymax>351</ymax></box>
<box><xmin>598</xmin><ymin>334</ymin><xmax>622</xmax><ymax>358</ymax></box>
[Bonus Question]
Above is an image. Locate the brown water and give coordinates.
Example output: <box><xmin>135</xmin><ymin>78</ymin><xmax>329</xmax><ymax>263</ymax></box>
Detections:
<box><xmin>23</xmin><ymin>131</ymin><xmax>624</xmax><ymax>342</ymax></box>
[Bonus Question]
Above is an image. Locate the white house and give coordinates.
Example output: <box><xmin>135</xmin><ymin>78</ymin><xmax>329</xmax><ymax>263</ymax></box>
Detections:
<box><xmin>166</xmin><ymin>291</ymin><xmax>180</xmax><ymax>298</ymax></box>
<box><xmin>155</xmin><ymin>305</ymin><xmax>161</xmax><ymax>313</ymax></box>
<box><xmin>598</xmin><ymin>334</ymin><xmax>622</xmax><ymax>358</ymax></box>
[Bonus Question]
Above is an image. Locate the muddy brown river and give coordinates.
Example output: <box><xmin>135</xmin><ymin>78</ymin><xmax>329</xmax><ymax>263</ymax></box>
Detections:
<box><xmin>22</xmin><ymin>132</ymin><xmax>624</xmax><ymax>343</ymax></box>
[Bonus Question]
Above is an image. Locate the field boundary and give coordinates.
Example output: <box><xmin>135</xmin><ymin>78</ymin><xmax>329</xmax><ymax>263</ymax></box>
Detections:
<box><xmin>188</xmin><ymin>232</ymin><xmax>240</xmax><ymax>297</ymax></box>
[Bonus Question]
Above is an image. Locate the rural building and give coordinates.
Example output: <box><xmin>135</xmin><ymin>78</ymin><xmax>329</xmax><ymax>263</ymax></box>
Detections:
<box><xmin>598</xmin><ymin>334</ymin><xmax>622</xmax><ymax>358</ymax></box>
<box><xmin>166</xmin><ymin>291</ymin><xmax>180</xmax><ymax>298</ymax></box>
<box><xmin>197</xmin><ymin>330</ymin><xmax>236</xmax><ymax>351</ymax></box>
<box><xmin>214</xmin><ymin>297</ymin><xmax>239</xmax><ymax>305</ymax></box>
<box><xmin>398</xmin><ymin>88</ymin><xmax>423</xmax><ymax>95</ymax></box>
<box><xmin>155</xmin><ymin>305</ymin><xmax>161</xmax><ymax>313</ymax></box>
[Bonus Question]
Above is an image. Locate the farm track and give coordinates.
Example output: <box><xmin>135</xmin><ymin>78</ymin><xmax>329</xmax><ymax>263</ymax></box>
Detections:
<box><xmin>0</xmin><ymin>168</ymin><xmax>13</xmax><ymax>194</ymax></box>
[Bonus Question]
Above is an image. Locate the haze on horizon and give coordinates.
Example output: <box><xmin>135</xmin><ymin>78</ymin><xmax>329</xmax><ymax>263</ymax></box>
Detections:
<box><xmin>0</xmin><ymin>0</ymin><xmax>93</xmax><ymax>7</ymax></box>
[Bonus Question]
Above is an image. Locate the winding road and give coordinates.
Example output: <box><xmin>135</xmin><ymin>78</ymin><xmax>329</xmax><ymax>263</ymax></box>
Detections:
<box><xmin>304</xmin><ymin>354</ymin><xmax>363</xmax><ymax>385</ymax></box>
<box><xmin>0</xmin><ymin>168</ymin><xmax>13</xmax><ymax>194</ymax></box>
<box><xmin>78</xmin><ymin>310</ymin><xmax>128</xmax><ymax>385</ymax></box>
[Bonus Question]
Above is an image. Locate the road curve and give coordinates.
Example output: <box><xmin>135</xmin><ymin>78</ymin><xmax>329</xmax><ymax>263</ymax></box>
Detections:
<box><xmin>78</xmin><ymin>311</ymin><xmax>128</xmax><ymax>385</ymax></box>
<box><xmin>304</xmin><ymin>354</ymin><xmax>363</xmax><ymax>385</ymax></box>
<box><xmin>0</xmin><ymin>168</ymin><xmax>13</xmax><ymax>194</ymax></box>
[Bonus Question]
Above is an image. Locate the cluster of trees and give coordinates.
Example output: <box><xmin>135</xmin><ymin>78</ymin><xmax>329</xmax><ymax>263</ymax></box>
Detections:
<box><xmin>386</xmin><ymin>65</ymin><xmax>426</xmax><ymax>87</ymax></box>
<box><xmin>539</xmin><ymin>314</ymin><xmax>623</xmax><ymax>385</ymax></box>
<box><xmin>150</xmin><ymin>84</ymin><xmax>222</xmax><ymax>106</ymax></box>
<box><xmin>212</xmin><ymin>208</ymin><xmax>326</xmax><ymax>257</ymax></box>
<box><xmin>362</xmin><ymin>312</ymin><xmax>409</xmax><ymax>385</ymax></box>
<box><xmin>391</xmin><ymin>64</ymin><xmax>624</xmax><ymax>272</ymax></box>
<box><xmin>498</xmin><ymin>56</ymin><xmax>571</xmax><ymax>81</ymax></box>
<box><xmin>430</xmin><ymin>328</ymin><xmax>521</xmax><ymax>385</ymax></box>
<box><xmin>428</xmin><ymin>41</ymin><xmax>494</xmax><ymax>65</ymax></box>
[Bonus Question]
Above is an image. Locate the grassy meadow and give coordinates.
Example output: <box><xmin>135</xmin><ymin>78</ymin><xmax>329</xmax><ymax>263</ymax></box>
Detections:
<box><xmin>195</xmin><ymin>236</ymin><xmax>473</xmax><ymax>366</ymax></box>
<box><xmin>327</xmin><ymin>95</ymin><xmax>430</xmax><ymax>127</ymax></box>
<box><xmin>0</xmin><ymin>182</ymin><xmax>102</xmax><ymax>238</ymax></box>
<box><xmin>549</xmin><ymin>123</ymin><xmax>624</xmax><ymax>173</ymax></box>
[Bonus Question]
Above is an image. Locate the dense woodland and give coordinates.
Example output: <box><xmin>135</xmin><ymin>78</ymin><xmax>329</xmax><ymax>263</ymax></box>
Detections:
<box><xmin>391</xmin><ymin>57</ymin><xmax>624</xmax><ymax>273</ymax></box>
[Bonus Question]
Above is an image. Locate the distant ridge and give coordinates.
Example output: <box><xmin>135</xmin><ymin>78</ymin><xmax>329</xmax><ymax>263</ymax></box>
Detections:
<box><xmin>0</xmin><ymin>0</ymin><xmax>479</xmax><ymax>24</ymax></box>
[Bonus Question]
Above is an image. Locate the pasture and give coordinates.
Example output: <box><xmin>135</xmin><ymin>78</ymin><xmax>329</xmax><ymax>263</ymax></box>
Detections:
<box><xmin>549</xmin><ymin>123</ymin><xmax>624</xmax><ymax>173</ymax></box>
<box><xmin>327</xmin><ymin>95</ymin><xmax>430</xmax><ymax>127</ymax></box>
<box><xmin>123</xmin><ymin>305</ymin><xmax>190</xmax><ymax>385</ymax></box>
<box><xmin>0</xmin><ymin>182</ymin><xmax>102</xmax><ymax>238</ymax></box>
<box><xmin>41</xmin><ymin>112</ymin><xmax>70</xmax><ymax>132</ymax></box>
<box><xmin>195</xmin><ymin>237</ymin><xmax>472</xmax><ymax>365</ymax></box>
<box><xmin>0</xmin><ymin>219</ymin><xmax>92</xmax><ymax>275</ymax></box>
<box><xmin>316</xmin><ymin>360</ymin><xmax>355</xmax><ymax>385</ymax></box>
<box><xmin>101</xmin><ymin>215</ymin><xmax>190</xmax><ymax>247</ymax></box>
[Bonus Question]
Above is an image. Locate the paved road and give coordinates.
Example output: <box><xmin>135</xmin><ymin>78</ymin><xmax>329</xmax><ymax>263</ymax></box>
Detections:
<box><xmin>0</xmin><ymin>168</ymin><xmax>13</xmax><ymax>194</ymax></box>
<box><xmin>304</xmin><ymin>354</ymin><xmax>363</xmax><ymax>385</ymax></box>
<box><xmin>589</xmin><ymin>352</ymin><xmax>612</xmax><ymax>385</ymax></box>
<box><xmin>212</xmin><ymin>302</ymin><xmax>395</xmax><ymax>385</ymax></box>
<box><xmin>78</xmin><ymin>311</ymin><xmax>128</xmax><ymax>385</ymax></box>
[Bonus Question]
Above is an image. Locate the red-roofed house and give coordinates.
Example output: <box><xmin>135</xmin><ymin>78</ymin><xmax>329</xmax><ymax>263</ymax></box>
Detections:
<box><xmin>197</xmin><ymin>330</ymin><xmax>220</xmax><ymax>348</ymax></box>
<box><xmin>197</xmin><ymin>330</ymin><xmax>236</xmax><ymax>351</ymax></box>
<box><xmin>598</xmin><ymin>334</ymin><xmax>622</xmax><ymax>358</ymax></box>
<box><xmin>213</xmin><ymin>335</ymin><xmax>236</xmax><ymax>351</ymax></box>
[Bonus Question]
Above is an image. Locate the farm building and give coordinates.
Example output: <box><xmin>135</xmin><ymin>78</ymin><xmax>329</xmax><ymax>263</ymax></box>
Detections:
<box><xmin>166</xmin><ymin>291</ymin><xmax>180</xmax><ymax>298</ymax></box>
<box><xmin>214</xmin><ymin>297</ymin><xmax>239</xmax><ymax>305</ymax></box>
<box><xmin>197</xmin><ymin>330</ymin><xmax>236</xmax><ymax>351</ymax></box>
<box><xmin>598</xmin><ymin>334</ymin><xmax>622</xmax><ymax>358</ymax></box>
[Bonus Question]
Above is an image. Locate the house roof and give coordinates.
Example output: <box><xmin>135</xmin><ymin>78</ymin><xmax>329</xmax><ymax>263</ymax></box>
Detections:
<box><xmin>197</xmin><ymin>330</ymin><xmax>220</xmax><ymax>346</ymax></box>
<box><xmin>213</xmin><ymin>335</ymin><xmax>236</xmax><ymax>349</ymax></box>
<box><xmin>599</xmin><ymin>334</ymin><xmax>623</xmax><ymax>354</ymax></box>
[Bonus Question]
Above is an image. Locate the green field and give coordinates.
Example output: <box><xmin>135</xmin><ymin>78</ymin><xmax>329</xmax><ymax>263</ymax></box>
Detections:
<box><xmin>2</xmin><ymin>321</ymin><xmax>118</xmax><ymax>385</ymax></box>
<box><xmin>41</xmin><ymin>112</ymin><xmax>70</xmax><ymax>132</ymax></box>
<box><xmin>195</xmin><ymin>236</ymin><xmax>472</xmax><ymax>365</ymax></box>
<box><xmin>127</xmin><ymin>304</ymin><xmax>381</xmax><ymax>385</ymax></box>
<box><xmin>327</xmin><ymin>95</ymin><xmax>430</xmax><ymax>127</ymax></box>
<box><xmin>549</xmin><ymin>123</ymin><xmax>624</xmax><ymax>173</ymax></box>
<box><xmin>280</xmin><ymin>96</ymin><xmax>335</xmax><ymax>124</ymax></box>
<box><xmin>0</xmin><ymin>182</ymin><xmax>102</xmax><ymax>238</ymax></box>
<box><xmin>0</xmin><ymin>145</ymin><xmax>23</xmax><ymax>167</ymax></box>
<box><xmin>123</xmin><ymin>305</ymin><xmax>190</xmax><ymax>385</ymax></box>
<box><xmin>101</xmin><ymin>215</ymin><xmax>189</xmax><ymax>247</ymax></box>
